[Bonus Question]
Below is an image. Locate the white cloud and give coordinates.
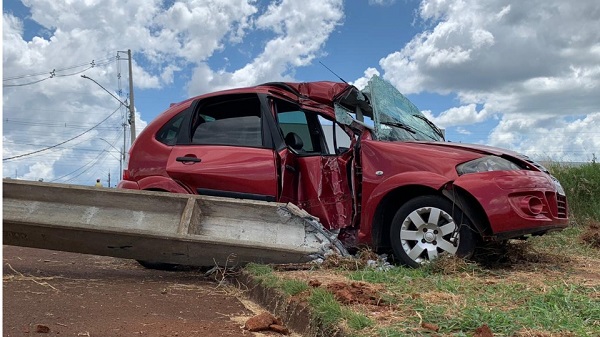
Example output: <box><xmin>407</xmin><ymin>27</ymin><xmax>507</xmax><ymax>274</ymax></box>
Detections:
<box><xmin>429</xmin><ymin>104</ymin><xmax>490</xmax><ymax>128</ymax></box>
<box><xmin>455</xmin><ymin>127</ymin><xmax>471</xmax><ymax>135</ymax></box>
<box><xmin>2</xmin><ymin>0</ymin><xmax>346</xmax><ymax>183</ymax></box>
<box><xmin>351</xmin><ymin>67</ymin><xmax>381</xmax><ymax>89</ymax></box>
<box><xmin>488</xmin><ymin>113</ymin><xmax>600</xmax><ymax>162</ymax></box>
<box><xmin>377</xmin><ymin>0</ymin><xmax>600</xmax><ymax>161</ymax></box>
<box><xmin>186</xmin><ymin>0</ymin><xmax>344</xmax><ymax>95</ymax></box>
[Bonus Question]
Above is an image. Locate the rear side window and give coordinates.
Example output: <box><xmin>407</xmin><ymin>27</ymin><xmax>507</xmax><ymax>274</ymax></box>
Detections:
<box><xmin>156</xmin><ymin>113</ymin><xmax>186</xmax><ymax>146</ymax></box>
<box><xmin>191</xmin><ymin>95</ymin><xmax>263</xmax><ymax>147</ymax></box>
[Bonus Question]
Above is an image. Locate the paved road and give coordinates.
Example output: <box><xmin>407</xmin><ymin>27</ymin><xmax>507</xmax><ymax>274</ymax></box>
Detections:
<box><xmin>3</xmin><ymin>246</ymin><xmax>268</xmax><ymax>337</ymax></box>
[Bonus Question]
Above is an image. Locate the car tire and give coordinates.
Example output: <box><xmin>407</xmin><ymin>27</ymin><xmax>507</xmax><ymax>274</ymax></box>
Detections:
<box><xmin>390</xmin><ymin>195</ymin><xmax>475</xmax><ymax>267</ymax></box>
<box><xmin>136</xmin><ymin>260</ymin><xmax>180</xmax><ymax>271</ymax></box>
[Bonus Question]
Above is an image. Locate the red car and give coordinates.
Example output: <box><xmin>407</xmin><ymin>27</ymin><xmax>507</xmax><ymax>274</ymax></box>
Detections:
<box><xmin>118</xmin><ymin>75</ymin><xmax>568</xmax><ymax>267</ymax></box>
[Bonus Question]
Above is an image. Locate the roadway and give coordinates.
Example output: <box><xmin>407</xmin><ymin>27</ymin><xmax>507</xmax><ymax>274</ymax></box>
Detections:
<box><xmin>3</xmin><ymin>246</ymin><xmax>270</xmax><ymax>337</ymax></box>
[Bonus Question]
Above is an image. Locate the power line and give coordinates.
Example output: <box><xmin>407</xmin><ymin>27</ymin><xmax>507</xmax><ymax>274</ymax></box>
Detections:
<box><xmin>5</xmin><ymin>119</ymin><xmax>121</xmax><ymax>131</ymax></box>
<box><xmin>3</xmin><ymin>57</ymin><xmax>114</xmax><ymax>81</ymax></box>
<box><xmin>2</xmin><ymin>57</ymin><xmax>115</xmax><ymax>88</ymax></box>
<box><xmin>51</xmin><ymin>147</ymin><xmax>109</xmax><ymax>183</ymax></box>
<box><xmin>3</xmin><ymin>104</ymin><xmax>123</xmax><ymax>161</ymax></box>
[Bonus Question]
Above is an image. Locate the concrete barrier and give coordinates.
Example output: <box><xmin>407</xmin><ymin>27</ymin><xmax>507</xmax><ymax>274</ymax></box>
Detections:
<box><xmin>3</xmin><ymin>179</ymin><xmax>348</xmax><ymax>266</ymax></box>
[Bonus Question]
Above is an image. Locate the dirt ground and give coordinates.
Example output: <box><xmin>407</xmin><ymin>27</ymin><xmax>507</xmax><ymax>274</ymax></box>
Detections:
<box><xmin>2</xmin><ymin>246</ymin><xmax>293</xmax><ymax>337</ymax></box>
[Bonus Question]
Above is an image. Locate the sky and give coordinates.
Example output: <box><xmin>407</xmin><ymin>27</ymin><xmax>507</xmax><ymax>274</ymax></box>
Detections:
<box><xmin>2</xmin><ymin>0</ymin><xmax>599</xmax><ymax>186</ymax></box>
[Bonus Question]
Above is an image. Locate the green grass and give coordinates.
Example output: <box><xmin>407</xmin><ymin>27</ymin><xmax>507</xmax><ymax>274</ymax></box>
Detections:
<box><xmin>241</xmin><ymin>163</ymin><xmax>600</xmax><ymax>336</ymax></box>
<box><xmin>308</xmin><ymin>288</ymin><xmax>346</xmax><ymax>328</ymax></box>
<box><xmin>279</xmin><ymin>279</ymin><xmax>309</xmax><ymax>296</ymax></box>
<box><xmin>243</xmin><ymin>263</ymin><xmax>373</xmax><ymax>333</ymax></box>
<box><xmin>308</xmin><ymin>288</ymin><xmax>373</xmax><ymax>331</ymax></box>
<box><xmin>548</xmin><ymin>161</ymin><xmax>600</xmax><ymax>224</ymax></box>
<box><xmin>344</xmin><ymin>228</ymin><xmax>600</xmax><ymax>336</ymax></box>
<box><xmin>349</xmin><ymin>265</ymin><xmax>600</xmax><ymax>336</ymax></box>
<box><xmin>529</xmin><ymin>225</ymin><xmax>600</xmax><ymax>258</ymax></box>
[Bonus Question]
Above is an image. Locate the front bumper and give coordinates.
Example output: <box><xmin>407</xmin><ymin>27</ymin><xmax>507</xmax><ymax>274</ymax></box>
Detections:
<box><xmin>453</xmin><ymin>170</ymin><xmax>568</xmax><ymax>239</ymax></box>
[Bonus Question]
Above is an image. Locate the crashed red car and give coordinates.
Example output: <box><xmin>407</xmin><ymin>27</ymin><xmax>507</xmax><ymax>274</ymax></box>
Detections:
<box><xmin>118</xmin><ymin>75</ymin><xmax>568</xmax><ymax>267</ymax></box>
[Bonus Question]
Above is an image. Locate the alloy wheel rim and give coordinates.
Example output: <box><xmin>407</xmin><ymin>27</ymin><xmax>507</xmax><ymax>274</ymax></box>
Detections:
<box><xmin>400</xmin><ymin>206</ymin><xmax>459</xmax><ymax>264</ymax></box>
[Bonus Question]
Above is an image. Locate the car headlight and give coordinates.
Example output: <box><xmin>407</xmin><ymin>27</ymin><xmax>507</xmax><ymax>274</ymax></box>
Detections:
<box><xmin>551</xmin><ymin>175</ymin><xmax>566</xmax><ymax>195</ymax></box>
<box><xmin>456</xmin><ymin>156</ymin><xmax>522</xmax><ymax>176</ymax></box>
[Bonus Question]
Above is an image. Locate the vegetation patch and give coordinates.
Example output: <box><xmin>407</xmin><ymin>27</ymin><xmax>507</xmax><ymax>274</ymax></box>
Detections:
<box><xmin>548</xmin><ymin>161</ymin><xmax>600</xmax><ymax>224</ymax></box>
<box><xmin>242</xmin><ymin>164</ymin><xmax>600</xmax><ymax>336</ymax></box>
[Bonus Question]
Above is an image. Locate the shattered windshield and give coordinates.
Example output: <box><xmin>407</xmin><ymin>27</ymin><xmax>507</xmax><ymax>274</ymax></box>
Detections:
<box><xmin>364</xmin><ymin>75</ymin><xmax>444</xmax><ymax>142</ymax></box>
<box><xmin>335</xmin><ymin>75</ymin><xmax>444</xmax><ymax>142</ymax></box>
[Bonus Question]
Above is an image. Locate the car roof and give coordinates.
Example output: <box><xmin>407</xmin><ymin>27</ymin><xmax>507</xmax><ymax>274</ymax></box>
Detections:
<box><xmin>170</xmin><ymin>81</ymin><xmax>353</xmax><ymax>111</ymax></box>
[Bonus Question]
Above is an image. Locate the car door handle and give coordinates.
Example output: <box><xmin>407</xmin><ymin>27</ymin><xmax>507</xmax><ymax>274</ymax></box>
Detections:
<box><xmin>176</xmin><ymin>156</ymin><xmax>202</xmax><ymax>163</ymax></box>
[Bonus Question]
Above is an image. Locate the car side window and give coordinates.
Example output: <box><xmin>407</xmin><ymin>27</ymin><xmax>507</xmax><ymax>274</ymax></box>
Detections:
<box><xmin>191</xmin><ymin>95</ymin><xmax>263</xmax><ymax>147</ymax></box>
<box><xmin>278</xmin><ymin>111</ymin><xmax>315</xmax><ymax>152</ymax></box>
<box><xmin>156</xmin><ymin>113</ymin><xmax>186</xmax><ymax>146</ymax></box>
<box><xmin>318</xmin><ymin>117</ymin><xmax>353</xmax><ymax>155</ymax></box>
<box><xmin>274</xmin><ymin>99</ymin><xmax>328</xmax><ymax>155</ymax></box>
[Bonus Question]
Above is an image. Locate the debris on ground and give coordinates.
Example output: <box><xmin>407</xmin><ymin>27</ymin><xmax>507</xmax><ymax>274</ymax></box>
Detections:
<box><xmin>316</xmin><ymin>249</ymin><xmax>392</xmax><ymax>271</ymax></box>
<box><xmin>426</xmin><ymin>254</ymin><xmax>479</xmax><ymax>275</ymax></box>
<box><xmin>324</xmin><ymin>282</ymin><xmax>388</xmax><ymax>306</ymax></box>
<box><xmin>421</xmin><ymin>322</ymin><xmax>440</xmax><ymax>332</ymax></box>
<box><xmin>581</xmin><ymin>223</ymin><xmax>600</xmax><ymax>248</ymax></box>
<box><xmin>35</xmin><ymin>324</ymin><xmax>50</xmax><ymax>333</ymax></box>
<box><xmin>244</xmin><ymin>312</ymin><xmax>289</xmax><ymax>335</ymax></box>
<box><xmin>473</xmin><ymin>324</ymin><xmax>493</xmax><ymax>337</ymax></box>
<box><xmin>474</xmin><ymin>240</ymin><xmax>570</xmax><ymax>268</ymax></box>
<box><xmin>271</xmin><ymin>263</ymin><xmax>315</xmax><ymax>271</ymax></box>
<box><xmin>308</xmin><ymin>279</ymin><xmax>322</xmax><ymax>288</ymax></box>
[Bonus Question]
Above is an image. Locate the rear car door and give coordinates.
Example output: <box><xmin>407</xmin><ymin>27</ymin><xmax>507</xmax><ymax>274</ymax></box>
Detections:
<box><xmin>166</xmin><ymin>94</ymin><xmax>278</xmax><ymax>201</ymax></box>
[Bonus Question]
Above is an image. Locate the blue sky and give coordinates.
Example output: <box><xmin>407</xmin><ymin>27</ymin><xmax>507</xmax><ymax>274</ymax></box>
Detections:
<box><xmin>3</xmin><ymin>0</ymin><xmax>600</xmax><ymax>185</ymax></box>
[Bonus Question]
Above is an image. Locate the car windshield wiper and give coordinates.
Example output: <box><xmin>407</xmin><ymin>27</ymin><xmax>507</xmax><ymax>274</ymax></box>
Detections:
<box><xmin>381</xmin><ymin>121</ymin><xmax>416</xmax><ymax>134</ymax></box>
<box><xmin>412</xmin><ymin>114</ymin><xmax>445</xmax><ymax>140</ymax></box>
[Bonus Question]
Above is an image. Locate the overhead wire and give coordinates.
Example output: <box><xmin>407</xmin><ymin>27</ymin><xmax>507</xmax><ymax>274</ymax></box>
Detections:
<box><xmin>3</xmin><ymin>57</ymin><xmax>115</xmax><ymax>88</ymax></box>
<box><xmin>51</xmin><ymin>147</ymin><xmax>110</xmax><ymax>183</ymax></box>
<box><xmin>3</xmin><ymin>56</ymin><xmax>114</xmax><ymax>81</ymax></box>
<box><xmin>55</xmin><ymin>134</ymin><xmax>124</xmax><ymax>183</ymax></box>
<box><xmin>3</xmin><ymin>104</ymin><xmax>123</xmax><ymax>161</ymax></box>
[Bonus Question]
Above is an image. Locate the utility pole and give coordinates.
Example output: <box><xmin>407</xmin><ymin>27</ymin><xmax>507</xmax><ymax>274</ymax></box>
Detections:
<box><xmin>127</xmin><ymin>49</ymin><xmax>136</xmax><ymax>144</ymax></box>
<box><xmin>108</xmin><ymin>172</ymin><xmax>111</xmax><ymax>188</ymax></box>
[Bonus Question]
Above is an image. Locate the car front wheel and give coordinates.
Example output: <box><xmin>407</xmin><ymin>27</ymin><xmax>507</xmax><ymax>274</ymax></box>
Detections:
<box><xmin>390</xmin><ymin>195</ymin><xmax>475</xmax><ymax>267</ymax></box>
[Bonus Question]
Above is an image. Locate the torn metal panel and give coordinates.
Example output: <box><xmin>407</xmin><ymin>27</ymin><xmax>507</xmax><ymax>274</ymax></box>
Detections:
<box><xmin>294</xmin><ymin>156</ymin><xmax>353</xmax><ymax>230</ymax></box>
<box><xmin>3</xmin><ymin>179</ymin><xmax>348</xmax><ymax>267</ymax></box>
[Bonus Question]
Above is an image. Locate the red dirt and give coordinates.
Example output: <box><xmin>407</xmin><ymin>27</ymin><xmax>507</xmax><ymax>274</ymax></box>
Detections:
<box><xmin>325</xmin><ymin>282</ymin><xmax>388</xmax><ymax>306</ymax></box>
<box><xmin>2</xmin><ymin>246</ymin><xmax>264</xmax><ymax>337</ymax></box>
<box><xmin>581</xmin><ymin>223</ymin><xmax>600</xmax><ymax>248</ymax></box>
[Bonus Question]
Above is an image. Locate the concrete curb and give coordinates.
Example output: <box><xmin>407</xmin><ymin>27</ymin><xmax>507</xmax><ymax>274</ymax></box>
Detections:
<box><xmin>233</xmin><ymin>271</ymin><xmax>346</xmax><ymax>337</ymax></box>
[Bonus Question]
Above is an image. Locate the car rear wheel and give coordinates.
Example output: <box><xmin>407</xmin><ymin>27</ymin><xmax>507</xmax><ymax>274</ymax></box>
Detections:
<box><xmin>390</xmin><ymin>195</ymin><xmax>475</xmax><ymax>267</ymax></box>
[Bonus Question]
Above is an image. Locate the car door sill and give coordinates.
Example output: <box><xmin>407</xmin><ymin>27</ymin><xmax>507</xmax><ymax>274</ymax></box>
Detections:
<box><xmin>197</xmin><ymin>188</ymin><xmax>276</xmax><ymax>202</ymax></box>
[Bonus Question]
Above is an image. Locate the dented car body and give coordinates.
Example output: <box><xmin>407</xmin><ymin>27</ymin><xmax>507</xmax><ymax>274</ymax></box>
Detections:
<box><xmin>118</xmin><ymin>76</ymin><xmax>568</xmax><ymax>266</ymax></box>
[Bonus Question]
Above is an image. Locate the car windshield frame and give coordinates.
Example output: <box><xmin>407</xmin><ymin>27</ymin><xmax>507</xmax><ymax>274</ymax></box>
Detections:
<box><xmin>334</xmin><ymin>75</ymin><xmax>444</xmax><ymax>142</ymax></box>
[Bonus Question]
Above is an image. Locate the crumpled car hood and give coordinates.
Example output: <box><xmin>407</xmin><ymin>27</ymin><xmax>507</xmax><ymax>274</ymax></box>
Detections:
<box><xmin>419</xmin><ymin>141</ymin><xmax>517</xmax><ymax>156</ymax></box>
<box><xmin>411</xmin><ymin>141</ymin><xmax>548</xmax><ymax>172</ymax></box>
